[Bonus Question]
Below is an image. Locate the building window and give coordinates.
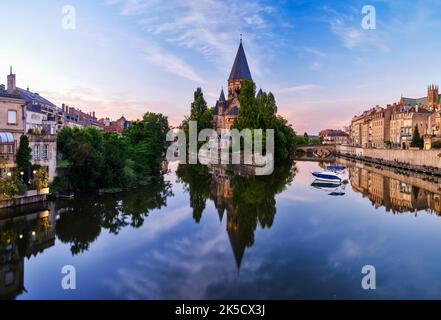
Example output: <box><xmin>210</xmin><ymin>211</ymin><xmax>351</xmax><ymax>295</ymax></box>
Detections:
<box><xmin>42</xmin><ymin>144</ymin><xmax>48</xmax><ymax>160</ymax></box>
<box><xmin>33</xmin><ymin>144</ymin><xmax>40</xmax><ymax>161</ymax></box>
<box><xmin>7</xmin><ymin>110</ymin><xmax>17</xmax><ymax>125</ymax></box>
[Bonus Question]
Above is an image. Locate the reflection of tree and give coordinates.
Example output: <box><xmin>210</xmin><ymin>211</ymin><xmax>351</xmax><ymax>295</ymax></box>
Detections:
<box><xmin>231</xmin><ymin>162</ymin><xmax>296</xmax><ymax>247</ymax></box>
<box><xmin>55</xmin><ymin>206</ymin><xmax>102</xmax><ymax>255</ymax></box>
<box><xmin>56</xmin><ymin>175</ymin><xmax>173</xmax><ymax>255</ymax></box>
<box><xmin>177</xmin><ymin>161</ymin><xmax>297</xmax><ymax>268</ymax></box>
<box><xmin>176</xmin><ymin>165</ymin><xmax>212</xmax><ymax>223</ymax></box>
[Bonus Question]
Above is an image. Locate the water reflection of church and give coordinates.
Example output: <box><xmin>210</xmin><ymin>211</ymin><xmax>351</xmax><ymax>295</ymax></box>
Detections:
<box><xmin>0</xmin><ymin>203</ymin><xmax>56</xmax><ymax>299</ymax></box>
<box><xmin>348</xmin><ymin>164</ymin><xmax>441</xmax><ymax>214</ymax></box>
<box><xmin>210</xmin><ymin>166</ymin><xmax>245</xmax><ymax>270</ymax></box>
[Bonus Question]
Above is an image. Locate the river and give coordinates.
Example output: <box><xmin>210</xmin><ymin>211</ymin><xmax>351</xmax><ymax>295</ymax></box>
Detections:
<box><xmin>2</xmin><ymin>159</ymin><xmax>441</xmax><ymax>299</ymax></box>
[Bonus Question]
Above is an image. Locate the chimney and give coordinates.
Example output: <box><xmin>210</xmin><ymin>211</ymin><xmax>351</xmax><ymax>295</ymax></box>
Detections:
<box><xmin>62</xmin><ymin>103</ymin><xmax>65</xmax><ymax>112</ymax></box>
<box><xmin>7</xmin><ymin>66</ymin><xmax>16</xmax><ymax>94</ymax></box>
<box><xmin>93</xmin><ymin>112</ymin><xmax>95</xmax><ymax>118</ymax></box>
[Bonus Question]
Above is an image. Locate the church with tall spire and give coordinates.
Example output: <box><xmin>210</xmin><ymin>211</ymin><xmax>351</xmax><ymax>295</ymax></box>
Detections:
<box><xmin>213</xmin><ymin>38</ymin><xmax>253</xmax><ymax>133</ymax></box>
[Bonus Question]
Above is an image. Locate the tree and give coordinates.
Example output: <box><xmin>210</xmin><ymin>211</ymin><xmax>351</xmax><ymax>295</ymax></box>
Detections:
<box><xmin>303</xmin><ymin>132</ymin><xmax>309</xmax><ymax>144</ymax></box>
<box><xmin>235</xmin><ymin>80</ymin><xmax>259</xmax><ymax>130</ymax></box>
<box><xmin>57</xmin><ymin>113</ymin><xmax>170</xmax><ymax>191</ymax></box>
<box><xmin>411</xmin><ymin>125</ymin><xmax>423</xmax><ymax>149</ymax></box>
<box><xmin>124</xmin><ymin>112</ymin><xmax>170</xmax><ymax>184</ymax></box>
<box><xmin>189</xmin><ymin>88</ymin><xmax>213</xmax><ymax>129</ymax></box>
<box><xmin>15</xmin><ymin>135</ymin><xmax>32</xmax><ymax>183</ymax></box>
<box><xmin>232</xmin><ymin>80</ymin><xmax>296</xmax><ymax>161</ymax></box>
<box><xmin>16</xmin><ymin>135</ymin><xmax>32</xmax><ymax>172</ymax></box>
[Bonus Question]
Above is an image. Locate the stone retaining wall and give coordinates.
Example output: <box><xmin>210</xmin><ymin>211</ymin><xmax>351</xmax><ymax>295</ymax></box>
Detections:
<box><xmin>337</xmin><ymin>145</ymin><xmax>441</xmax><ymax>168</ymax></box>
<box><xmin>0</xmin><ymin>188</ymin><xmax>50</xmax><ymax>209</ymax></box>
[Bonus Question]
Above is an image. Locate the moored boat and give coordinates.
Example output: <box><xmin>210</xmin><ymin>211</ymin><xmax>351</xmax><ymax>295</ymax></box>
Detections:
<box><xmin>311</xmin><ymin>170</ymin><xmax>348</xmax><ymax>182</ymax></box>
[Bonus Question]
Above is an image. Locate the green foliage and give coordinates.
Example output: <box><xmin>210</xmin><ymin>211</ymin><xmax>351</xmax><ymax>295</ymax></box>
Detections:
<box><xmin>57</xmin><ymin>112</ymin><xmax>169</xmax><ymax>191</ymax></box>
<box><xmin>411</xmin><ymin>125</ymin><xmax>424</xmax><ymax>149</ymax></box>
<box><xmin>432</xmin><ymin>140</ymin><xmax>441</xmax><ymax>149</ymax></box>
<box><xmin>234</xmin><ymin>80</ymin><xmax>260</xmax><ymax>129</ymax></box>
<box><xmin>183</xmin><ymin>88</ymin><xmax>214</xmax><ymax>131</ymax></box>
<box><xmin>0</xmin><ymin>178</ymin><xmax>19</xmax><ymax>199</ymax></box>
<box><xmin>16</xmin><ymin>135</ymin><xmax>31</xmax><ymax>172</ymax></box>
<box><xmin>32</xmin><ymin>167</ymin><xmax>49</xmax><ymax>190</ymax></box>
<box><xmin>124</xmin><ymin>112</ymin><xmax>170</xmax><ymax>184</ymax></box>
<box><xmin>189</xmin><ymin>88</ymin><xmax>210</xmax><ymax>127</ymax></box>
<box><xmin>303</xmin><ymin>132</ymin><xmax>309</xmax><ymax>144</ymax></box>
<box><xmin>232</xmin><ymin>80</ymin><xmax>296</xmax><ymax>161</ymax></box>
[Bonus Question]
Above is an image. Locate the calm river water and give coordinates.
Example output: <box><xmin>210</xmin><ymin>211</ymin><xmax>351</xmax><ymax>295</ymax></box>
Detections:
<box><xmin>2</xmin><ymin>159</ymin><xmax>441</xmax><ymax>300</ymax></box>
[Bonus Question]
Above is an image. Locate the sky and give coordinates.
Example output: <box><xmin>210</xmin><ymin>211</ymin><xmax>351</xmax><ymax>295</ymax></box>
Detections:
<box><xmin>2</xmin><ymin>0</ymin><xmax>441</xmax><ymax>134</ymax></box>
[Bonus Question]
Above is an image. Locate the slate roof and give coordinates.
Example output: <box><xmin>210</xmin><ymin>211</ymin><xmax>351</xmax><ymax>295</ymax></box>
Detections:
<box><xmin>227</xmin><ymin>106</ymin><xmax>238</xmax><ymax>116</ymax></box>
<box><xmin>214</xmin><ymin>89</ymin><xmax>227</xmax><ymax>116</ymax></box>
<box><xmin>17</xmin><ymin>87</ymin><xmax>58</xmax><ymax>108</ymax></box>
<box><xmin>26</xmin><ymin>103</ymin><xmax>44</xmax><ymax>114</ymax></box>
<box><xmin>219</xmin><ymin>89</ymin><xmax>226</xmax><ymax>102</ymax></box>
<box><xmin>229</xmin><ymin>41</ymin><xmax>252</xmax><ymax>81</ymax></box>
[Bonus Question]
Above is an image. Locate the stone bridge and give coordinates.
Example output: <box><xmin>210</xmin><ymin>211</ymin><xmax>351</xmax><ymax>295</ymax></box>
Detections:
<box><xmin>295</xmin><ymin>144</ymin><xmax>336</xmax><ymax>159</ymax></box>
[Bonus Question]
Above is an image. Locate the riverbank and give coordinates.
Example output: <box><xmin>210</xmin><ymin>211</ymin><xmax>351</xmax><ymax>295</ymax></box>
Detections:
<box><xmin>0</xmin><ymin>188</ymin><xmax>50</xmax><ymax>209</ymax></box>
<box><xmin>336</xmin><ymin>145</ymin><xmax>441</xmax><ymax>176</ymax></box>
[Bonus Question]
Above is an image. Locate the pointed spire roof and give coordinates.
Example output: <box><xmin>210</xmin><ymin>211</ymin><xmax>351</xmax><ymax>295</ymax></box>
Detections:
<box><xmin>219</xmin><ymin>89</ymin><xmax>226</xmax><ymax>102</ymax></box>
<box><xmin>228</xmin><ymin>40</ymin><xmax>252</xmax><ymax>81</ymax></box>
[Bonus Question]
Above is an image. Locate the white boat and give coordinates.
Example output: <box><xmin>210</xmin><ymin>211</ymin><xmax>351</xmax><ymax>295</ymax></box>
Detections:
<box><xmin>311</xmin><ymin>181</ymin><xmax>346</xmax><ymax>196</ymax></box>
<box><xmin>311</xmin><ymin>166</ymin><xmax>348</xmax><ymax>183</ymax></box>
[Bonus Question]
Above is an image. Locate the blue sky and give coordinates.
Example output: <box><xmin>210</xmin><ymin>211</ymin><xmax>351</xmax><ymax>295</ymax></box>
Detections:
<box><xmin>2</xmin><ymin>0</ymin><xmax>441</xmax><ymax>134</ymax></box>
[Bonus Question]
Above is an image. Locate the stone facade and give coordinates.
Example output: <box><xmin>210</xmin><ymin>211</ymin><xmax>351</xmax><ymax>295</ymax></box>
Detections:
<box><xmin>28</xmin><ymin>134</ymin><xmax>57</xmax><ymax>182</ymax></box>
<box><xmin>0</xmin><ymin>93</ymin><xmax>26</xmax><ymax>173</ymax></box>
<box><xmin>389</xmin><ymin>106</ymin><xmax>430</xmax><ymax>149</ymax></box>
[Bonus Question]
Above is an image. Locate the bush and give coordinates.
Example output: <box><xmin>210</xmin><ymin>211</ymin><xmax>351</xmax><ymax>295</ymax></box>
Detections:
<box><xmin>432</xmin><ymin>140</ymin><xmax>441</xmax><ymax>149</ymax></box>
<box><xmin>32</xmin><ymin>167</ymin><xmax>49</xmax><ymax>190</ymax></box>
<box><xmin>0</xmin><ymin>178</ymin><xmax>19</xmax><ymax>199</ymax></box>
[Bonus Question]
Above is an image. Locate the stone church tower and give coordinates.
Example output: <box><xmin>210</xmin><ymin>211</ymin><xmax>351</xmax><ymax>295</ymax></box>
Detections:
<box><xmin>427</xmin><ymin>84</ymin><xmax>439</xmax><ymax>109</ymax></box>
<box><xmin>213</xmin><ymin>39</ymin><xmax>252</xmax><ymax>132</ymax></box>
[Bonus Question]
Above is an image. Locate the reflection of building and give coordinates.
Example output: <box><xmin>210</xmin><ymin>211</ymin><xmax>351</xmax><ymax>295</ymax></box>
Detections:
<box><xmin>210</xmin><ymin>167</ymin><xmax>246</xmax><ymax>270</ymax></box>
<box><xmin>349</xmin><ymin>165</ymin><xmax>441</xmax><ymax>215</ymax></box>
<box><xmin>0</xmin><ymin>204</ymin><xmax>56</xmax><ymax>299</ymax></box>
